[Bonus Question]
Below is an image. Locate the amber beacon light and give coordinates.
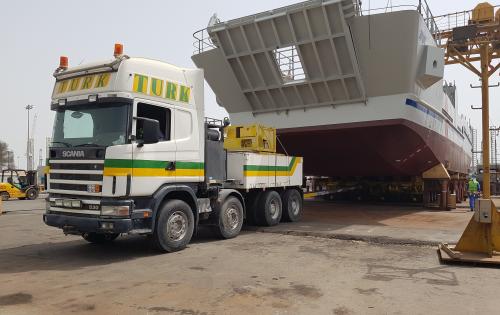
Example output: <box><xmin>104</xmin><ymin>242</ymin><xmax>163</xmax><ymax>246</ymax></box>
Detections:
<box><xmin>114</xmin><ymin>43</ymin><xmax>124</xmax><ymax>57</ymax></box>
<box><xmin>59</xmin><ymin>56</ymin><xmax>68</xmax><ymax>69</ymax></box>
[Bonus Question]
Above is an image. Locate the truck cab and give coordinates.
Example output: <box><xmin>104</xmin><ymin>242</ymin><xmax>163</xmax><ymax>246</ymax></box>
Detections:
<box><xmin>43</xmin><ymin>44</ymin><xmax>303</xmax><ymax>252</ymax></box>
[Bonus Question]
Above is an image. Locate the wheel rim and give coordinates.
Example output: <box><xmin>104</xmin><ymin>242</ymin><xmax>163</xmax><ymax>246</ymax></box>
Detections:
<box><xmin>290</xmin><ymin>195</ymin><xmax>300</xmax><ymax>216</ymax></box>
<box><xmin>167</xmin><ymin>211</ymin><xmax>188</xmax><ymax>241</ymax></box>
<box><xmin>1</xmin><ymin>193</ymin><xmax>8</xmax><ymax>201</ymax></box>
<box><xmin>27</xmin><ymin>190</ymin><xmax>35</xmax><ymax>199</ymax></box>
<box><xmin>223</xmin><ymin>205</ymin><xmax>240</xmax><ymax>230</ymax></box>
<box><xmin>269</xmin><ymin>198</ymin><xmax>280</xmax><ymax>220</ymax></box>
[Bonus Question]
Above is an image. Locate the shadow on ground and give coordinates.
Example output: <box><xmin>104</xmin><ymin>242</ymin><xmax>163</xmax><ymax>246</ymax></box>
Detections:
<box><xmin>0</xmin><ymin>226</ymin><xmax>239</xmax><ymax>274</ymax></box>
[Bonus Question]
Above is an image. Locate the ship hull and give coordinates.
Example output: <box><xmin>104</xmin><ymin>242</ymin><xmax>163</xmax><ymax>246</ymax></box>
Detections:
<box><xmin>278</xmin><ymin>119</ymin><xmax>471</xmax><ymax>177</ymax></box>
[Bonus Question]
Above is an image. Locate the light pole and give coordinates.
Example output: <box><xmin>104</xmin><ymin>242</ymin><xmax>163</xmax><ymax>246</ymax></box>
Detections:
<box><xmin>6</xmin><ymin>151</ymin><xmax>12</xmax><ymax>169</ymax></box>
<box><xmin>25</xmin><ymin>105</ymin><xmax>34</xmax><ymax>171</ymax></box>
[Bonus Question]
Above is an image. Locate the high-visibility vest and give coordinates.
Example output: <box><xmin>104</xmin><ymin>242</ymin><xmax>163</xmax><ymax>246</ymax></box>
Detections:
<box><xmin>468</xmin><ymin>180</ymin><xmax>479</xmax><ymax>192</ymax></box>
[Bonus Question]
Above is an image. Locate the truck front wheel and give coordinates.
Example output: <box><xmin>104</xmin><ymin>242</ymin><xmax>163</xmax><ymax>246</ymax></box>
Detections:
<box><xmin>153</xmin><ymin>199</ymin><xmax>194</xmax><ymax>252</ymax></box>
<box><xmin>257</xmin><ymin>190</ymin><xmax>282</xmax><ymax>226</ymax></box>
<box><xmin>214</xmin><ymin>196</ymin><xmax>244</xmax><ymax>239</ymax></box>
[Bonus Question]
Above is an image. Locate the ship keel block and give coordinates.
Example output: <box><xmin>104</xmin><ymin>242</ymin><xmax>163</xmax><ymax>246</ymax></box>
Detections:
<box><xmin>422</xmin><ymin>163</ymin><xmax>450</xmax><ymax>180</ymax></box>
<box><xmin>422</xmin><ymin>163</ymin><xmax>451</xmax><ymax>210</ymax></box>
<box><xmin>438</xmin><ymin>198</ymin><xmax>500</xmax><ymax>266</ymax></box>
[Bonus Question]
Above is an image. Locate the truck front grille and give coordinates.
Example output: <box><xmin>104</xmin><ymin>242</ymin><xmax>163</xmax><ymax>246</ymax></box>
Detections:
<box><xmin>50</xmin><ymin>183</ymin><xmax>89</xmax><ymax>191</ymax></box>
<box><xmin>50</xmin><ymin>162</ymin><xmax>104</xmax><ymax>171</ymax></box>
<box><xmin>48</xmin><ymin>160</ymin><xmax>104</xmax><ymax>197</ymax></box>
<box><xmin>49</xmin><ymin>173</ymin><xmax>103</xmax><ymax>181</ymax></box>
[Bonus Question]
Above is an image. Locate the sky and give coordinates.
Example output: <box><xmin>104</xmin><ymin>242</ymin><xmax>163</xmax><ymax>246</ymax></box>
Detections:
<box><xmin>0</xmin><ymin>0</ymin><xmax>498</xmax><ymax>169</ymax></box>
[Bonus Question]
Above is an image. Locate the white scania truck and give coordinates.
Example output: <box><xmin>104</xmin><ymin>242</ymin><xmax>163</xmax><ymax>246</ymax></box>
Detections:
<box><xmin>43</xmin><ymin>44</ymin><xmax>303</xmax><ymax>252</ymax></box>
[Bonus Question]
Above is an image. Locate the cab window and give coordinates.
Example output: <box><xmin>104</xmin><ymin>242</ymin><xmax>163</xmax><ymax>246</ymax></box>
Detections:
<box><xmin>137</xmin><ymin>103</ymin><xmax>171</xmax><ymax>141</ymax></box>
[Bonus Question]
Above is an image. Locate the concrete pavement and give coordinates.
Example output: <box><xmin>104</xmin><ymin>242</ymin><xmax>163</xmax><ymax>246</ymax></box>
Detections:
<box><xmin>1</xmin><ymin>204</ymin><xmax>500</xmax><ymax>314</ymax></box>
<box><xmin>249</xmin><ymin>201</ymin><xmax>473</xmax><ymax>245</ymax></box>
<box><xmin>1</xmin><ymin>198</ymin><xmax>473</xmax><ymax>246</ymax></box>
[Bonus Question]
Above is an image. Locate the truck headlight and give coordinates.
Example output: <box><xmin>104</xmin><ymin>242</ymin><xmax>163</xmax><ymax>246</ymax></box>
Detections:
<box><xmin>101</xmin><ymin>205</ymin><xmax>130</xmax><ymax>217</ymax></box>
<box><xmin>71</xmin><ymin>200</ymin><xmax>82</xmax><ymax>208</ymax></box>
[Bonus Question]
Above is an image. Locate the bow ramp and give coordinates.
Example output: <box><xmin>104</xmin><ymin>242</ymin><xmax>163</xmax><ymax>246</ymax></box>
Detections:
<box><xmin>192</xmin><ymin>0</ymin><xmax>365</xmax><ymax>115</ymax></box>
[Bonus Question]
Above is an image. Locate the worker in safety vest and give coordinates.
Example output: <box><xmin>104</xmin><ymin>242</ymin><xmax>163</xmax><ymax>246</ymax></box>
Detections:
<box><xmin>467</xmin><ymin>176</ymin><xmax>481</xmax><ymax>211</ymax></box>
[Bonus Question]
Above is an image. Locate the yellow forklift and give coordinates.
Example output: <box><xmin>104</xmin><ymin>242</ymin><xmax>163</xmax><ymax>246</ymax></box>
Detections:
<box><xmin>0</xmin><ymin>169</ymin><xmax>39</xmax><ymax>201</ymax></box>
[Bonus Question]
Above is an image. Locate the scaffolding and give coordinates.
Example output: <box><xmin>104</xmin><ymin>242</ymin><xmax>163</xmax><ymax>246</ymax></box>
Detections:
<box><xmin>435</xmin><ymin>3</ymin><xmax>500</xmax><ymax>265</ymax></box>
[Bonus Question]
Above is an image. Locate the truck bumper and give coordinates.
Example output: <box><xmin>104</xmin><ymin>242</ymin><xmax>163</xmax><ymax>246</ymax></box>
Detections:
<box><xmin>43</xmin><ymin>213</ymin><xmax>134</xmax><ymax>234</ymax></box>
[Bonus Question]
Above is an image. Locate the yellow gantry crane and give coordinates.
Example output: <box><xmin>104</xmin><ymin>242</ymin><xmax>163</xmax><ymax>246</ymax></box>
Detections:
<box><xmin>434</xmin><ymin>2</ymin><xmax>500</xmax><ymax>264</ymax></box>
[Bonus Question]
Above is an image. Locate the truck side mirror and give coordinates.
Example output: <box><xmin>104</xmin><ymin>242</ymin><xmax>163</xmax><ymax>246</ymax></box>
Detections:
<box><xmin>134</xmin><ymin>117</ymin><xmax>162</xmax><ymax>147</ymax></box>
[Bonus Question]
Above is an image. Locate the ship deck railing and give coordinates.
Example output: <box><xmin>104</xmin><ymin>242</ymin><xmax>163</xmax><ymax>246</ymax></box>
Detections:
<box><xmin>193</xmin><ymin>0</ymin><xmax>441</xmax><ymax>54</ymax></box>
<box><xmin>433</xmin><ymin>5</ymin><xmax>500</xmax><ymax>33</ymax></box>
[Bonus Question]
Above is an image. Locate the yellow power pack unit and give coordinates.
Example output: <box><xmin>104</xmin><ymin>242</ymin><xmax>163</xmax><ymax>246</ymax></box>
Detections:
<box><xmin>224</xmin><ymin>124</ymin><xmax>276</xmax><ymax>153</ymax></box>
<box><xmin>471</xmin><ymin>2</ymin><xmax>494</xmax><ymax>24</ymax></box>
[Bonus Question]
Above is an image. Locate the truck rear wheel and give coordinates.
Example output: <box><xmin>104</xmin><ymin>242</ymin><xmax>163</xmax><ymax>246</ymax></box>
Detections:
<box><xmin>82</xmin><ymin>233</ymin><xmax>119</xmax><ymax>244</ymax></box>
<box><xmin>0</xmin><ymin>192</ymin><xmax>9</xmax><ymax>201</ymax></box>
<box><xmin>257</xmin><ymin>190</ymin><xmax>282</xmax><ymax>226</ymax></box>
<box><xmin>282</xmin><ymin>189</ymin><xmax>303</xmax><ymax>222</ymax></box>
<box><xmin>214</xmin><ymin>196</ymin><xmax>244</xmax><ymax>239</ymax></box>
<box><xmin>153</xmin><ymin>199</ymin><xmax>194</xmax><ymax>252</ymax></box>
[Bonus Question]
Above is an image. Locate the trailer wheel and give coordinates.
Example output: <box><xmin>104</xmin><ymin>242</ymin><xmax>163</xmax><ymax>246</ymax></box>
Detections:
<box><xmin>282</xmin><ymin>189</ymin><xmax>303</xmax><ymax>222</ymax></box>
<box><xmin>153</xmin><ymin>199</ymin><xmax>194</xmax><ymax>252</ymax></box>
<box><xmin>25</xmin><ymin>188</ymin><xmax>39</xmax><ymax>200</ymax></box>
<box><xmin>214</xmin><ymin>196</ymin><xmax>244</xmax><ymax>239</ymax></box>
<box><xmin>82</xmin><ymin>233</ymin><xmax>119</xmax><ymax>244</ymax></box>
<box><xmin>1</xmin><ymin>192</ymin><xmax>9</xmax><ymax>201</ymax></box>
<box><xmin>257</xmin><ymin>190</ymin><xmax>282</xmax><ymax>226</ymax></box>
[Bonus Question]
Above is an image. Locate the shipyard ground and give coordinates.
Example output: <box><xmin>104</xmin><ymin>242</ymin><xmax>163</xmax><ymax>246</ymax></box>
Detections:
<box><xmin>2</xmin><ymin>199</ymin><xmax>499</xmax><ymax>315</ymax></box>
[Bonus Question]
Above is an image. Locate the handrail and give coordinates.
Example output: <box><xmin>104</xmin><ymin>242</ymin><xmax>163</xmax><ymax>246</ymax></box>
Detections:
<box><xmin>193</xmin><ymin>28</ymin><xmax>217</xmax><ymax>54</ymax></box>
<box><xmin>193</xmin><ymin>0</ymin><xmax>442</xmax><ymax>54</ymax></box>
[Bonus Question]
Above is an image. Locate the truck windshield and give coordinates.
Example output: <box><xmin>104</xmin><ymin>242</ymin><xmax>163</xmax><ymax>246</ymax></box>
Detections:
<box><xmin>52</xmin><ymin>102</ymin><xmax>129</xmax><ymax>147</ymax></box>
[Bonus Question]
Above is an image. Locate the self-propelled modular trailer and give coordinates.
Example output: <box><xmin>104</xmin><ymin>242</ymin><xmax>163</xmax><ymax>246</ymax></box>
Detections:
<box><xmin>43</xmin><ymin>44</ymin><xmax>303</xmax><ymax>252</ymax></box>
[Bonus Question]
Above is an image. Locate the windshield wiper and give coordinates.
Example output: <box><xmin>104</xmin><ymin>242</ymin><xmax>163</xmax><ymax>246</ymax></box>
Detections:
<box><xmin>74</xmin><ymin>143</ymin><xmax>101</xmax><ymax>147</ymax></box>
<box><xmin>51</xmin><ymin>141</ymin><xmax>72</xmax><ymax>147</ymax></box>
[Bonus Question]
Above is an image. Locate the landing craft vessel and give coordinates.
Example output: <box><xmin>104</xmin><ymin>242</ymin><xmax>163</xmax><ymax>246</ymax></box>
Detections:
<box><xmin>192</xmin><ymin>0</ymin><xmax>474</xmax><ymax>200</ymax></box>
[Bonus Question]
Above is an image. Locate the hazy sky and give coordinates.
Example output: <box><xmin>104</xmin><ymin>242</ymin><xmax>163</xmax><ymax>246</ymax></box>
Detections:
<box><xmin>0</xmin><ymin>0</ymin><xmax>498</xmax><ymax>168</ymax></box>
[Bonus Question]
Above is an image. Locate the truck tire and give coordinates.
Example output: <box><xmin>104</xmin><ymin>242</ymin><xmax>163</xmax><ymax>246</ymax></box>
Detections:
<box><xmin>153</xmin><ymin>199</ymin><xmax>194</xmax><ymax>252</ymax></box>
<box><xmin>282</xmin><ymin>189</ymin><xmax>303</xmax><ymax>222</ymax></box>
<box><xmin>25</xmin><ymin>188</ymin><xmax>39</xmax><ymax>200</ymax></box>
<box><xmin>0</xmin><ymin>192</ymin><xmax>9</xmax><ymax>201</ymax></box>
<box><xmin>82</xmin><ymin>233</ymin><xmax>119</xmax><ymax>244</ymax></box>
<box><xmin>214</xmin><ymin>196</ymin><xmax>244</xmax><ymax>239</ymax></box>
<box><xmin>256</xmin><ymin>190</ymin><xmax>282</xmax><ymax>226</ymax></box>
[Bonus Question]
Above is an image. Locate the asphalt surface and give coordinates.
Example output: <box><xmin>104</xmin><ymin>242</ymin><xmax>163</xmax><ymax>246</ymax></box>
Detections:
<box><xmin>1</xmin><ymin>199</ymin><xmax>499</xmax><ymax>314</ymax></box>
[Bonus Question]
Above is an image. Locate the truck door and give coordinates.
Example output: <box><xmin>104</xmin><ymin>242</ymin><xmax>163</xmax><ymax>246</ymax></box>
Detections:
<box><xmin>131</xmin><ymin>99</ymin><xmax>176</xmax><ymax>196</ymax></box>
<box><xmin>174</xmin><ymin>107</ymin><xmax>204</xmax><ymax>184</ymax></box>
